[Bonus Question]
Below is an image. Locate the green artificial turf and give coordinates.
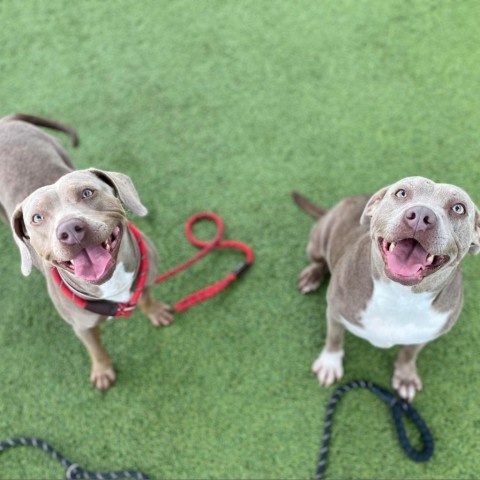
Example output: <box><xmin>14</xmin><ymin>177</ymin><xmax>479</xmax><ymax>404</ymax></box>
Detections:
<box><xmin>1</xmin><ymin>1</ymin><xmax>480</xmax><ymax>478</ymax></box>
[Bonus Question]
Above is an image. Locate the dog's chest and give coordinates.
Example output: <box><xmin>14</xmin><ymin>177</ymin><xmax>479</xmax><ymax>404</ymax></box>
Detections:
<box><xmin>341</xmin><ymin>279</ymin><xmax>450</xmax><ymax>348</ymax></box>
<box><xmin>98</xmin><ymin>263</ymin><xmax>135</xmax><ymax>303</ymax></box>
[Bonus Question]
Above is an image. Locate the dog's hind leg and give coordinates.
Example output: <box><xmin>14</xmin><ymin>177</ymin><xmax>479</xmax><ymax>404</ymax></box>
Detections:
<box><xmin>298</xmin><ymin>223</ymin><xmax>330</xmax><ymax>293</ymax></box>
<box><xmin>298</xmin><ymin>259</ymin><xmax>328</xmax><ymax>293</ymax></box>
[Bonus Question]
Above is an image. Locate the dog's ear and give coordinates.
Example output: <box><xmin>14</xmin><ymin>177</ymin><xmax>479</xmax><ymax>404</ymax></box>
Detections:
<box><xmin>468</xmin><ymin>209</ymin><xmax>480</xmax><ymax>255</ymax></box>
<box><xmin>360</xmin><ymin>187</ymin><xmax>389</xmax><ymax>226</ymax></box>
<box><xmin>11</xmin><ymin>205</ymin><xmax>33</xmax><ymax>276</ymax></box>
<box><xmin>88</xmin><ymin>169</ymin><xmax>148</xmax><ymax>217</ymax></box>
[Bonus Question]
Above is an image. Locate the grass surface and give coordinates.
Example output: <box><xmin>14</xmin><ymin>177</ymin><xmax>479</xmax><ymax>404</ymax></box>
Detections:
<box><xmin>1</xmin><ymin>1</ymin><xmax>480</xmax><ymax>478</ymax></box>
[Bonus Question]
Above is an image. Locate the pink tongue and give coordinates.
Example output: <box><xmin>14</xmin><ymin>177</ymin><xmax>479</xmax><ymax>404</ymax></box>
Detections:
<box><xmin>71</xmin><ymin>245</ymin><xmax>112</xmax><ymax>282</ymax></box>
<box><xmin>387</xmin><ymin>239</ymin><xmax>428</xmax><ymax>277</ymax></box>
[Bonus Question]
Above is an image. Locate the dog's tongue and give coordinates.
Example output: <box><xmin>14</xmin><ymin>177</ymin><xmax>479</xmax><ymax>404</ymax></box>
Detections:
<box><xmin>387</xmin><ymin>239</ymin><xmax>429</xmax><ymax>277</ymax></box>
<box><xmin>71</xmin><ymin>245</ymin><xmax>112</xmax><ymax>282</ymax></box>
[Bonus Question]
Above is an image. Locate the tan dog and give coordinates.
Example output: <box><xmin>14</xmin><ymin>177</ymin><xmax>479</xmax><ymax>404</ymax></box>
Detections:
<box><xmin>0</xmin><ymin>114</ymin><xmax>173</xmax><ymax>390</ymax></box>
<box><xmin>294</xmin><ymin>177</ymin><xmax>480</xmax><ymax>401</ymax></box>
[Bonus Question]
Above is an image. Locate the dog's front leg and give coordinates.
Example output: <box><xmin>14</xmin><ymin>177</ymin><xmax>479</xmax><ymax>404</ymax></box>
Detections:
<box><xmin>73</xmin><ymin>324</ymin><xmax>115</xmax><ymax>391</ymax></box>
<box><xmin>138</xmin><ymin>287</ymin><xmax>174</xmax><ymax>327</ymax></box>
<box><xmin>393</xmin><ymin>343</ymin><xmax>425</xmax><ymax>402</ymax></box>
<box><xmin>312</xmin><ymin>306</ymin><xmax>345</xmax><ymax>386</ymax></box>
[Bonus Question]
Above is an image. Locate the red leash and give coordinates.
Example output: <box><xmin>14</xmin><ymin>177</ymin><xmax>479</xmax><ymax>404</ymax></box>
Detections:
<box><xmin>50</xmin><ymin>212</ymin><xmax>254</xmax><ymax>317</ymax></box>
<box><xmin>155</xmin><ymin>212</ymin><xmax>254</xmax><ymax>312</ymax></box>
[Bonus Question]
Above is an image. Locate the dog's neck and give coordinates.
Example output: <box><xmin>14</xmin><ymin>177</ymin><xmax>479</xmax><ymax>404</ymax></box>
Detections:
<box><xmin>57</xmin><ymin>226</ymin><xmax>140</xmax><ymax>303</ymax></box>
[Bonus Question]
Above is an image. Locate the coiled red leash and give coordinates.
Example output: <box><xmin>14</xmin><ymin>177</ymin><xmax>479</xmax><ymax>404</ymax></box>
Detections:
<box><xmin>155</xmin><ymin>212</ymin><xmax>254</xmax><ymax>312</ymax></box>
<box><xmin>51</xmin><ymin>212</ymin><xmax>254</xmax><ymax>317</ymax></box>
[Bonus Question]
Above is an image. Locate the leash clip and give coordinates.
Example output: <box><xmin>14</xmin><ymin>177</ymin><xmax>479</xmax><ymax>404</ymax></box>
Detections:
<box><xmin>233</xmin><ymin>261</ymin><xmax>250</xmax><ymax>277</ymax></box>
<box><xmin>65</xmin><ymin>463</ymin><xmax>81</xmax><ymax>480</ymax></box>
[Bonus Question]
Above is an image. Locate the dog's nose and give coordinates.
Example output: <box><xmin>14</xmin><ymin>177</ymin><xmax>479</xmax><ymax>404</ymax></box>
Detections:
<box><xmin>56</xmin><ymin>219</ymin><xmax>87</xmax><ymax>245</ymax></box>
<box><xmin>404</xmin><ymin>206</ymin><xmax>437</xmax><ymax>232</ymax></box>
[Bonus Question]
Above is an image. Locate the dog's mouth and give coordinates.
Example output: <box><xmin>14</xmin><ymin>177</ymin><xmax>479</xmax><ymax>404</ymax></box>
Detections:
<box><xmin>379</xmin><ymin>237</ymin><xmax>449</xmax><ymax>285</ymax></box>
<box><xmin>55</xmin><ymin>225</ymin><xmax>122</xmax><ymax>283</ymax></box>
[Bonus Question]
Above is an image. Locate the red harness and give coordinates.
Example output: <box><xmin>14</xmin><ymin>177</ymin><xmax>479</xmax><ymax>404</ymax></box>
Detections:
<box><xmin>50</xmin><ymin>213</ymin><xmax>254</xmax><ymax>318</ymax></box>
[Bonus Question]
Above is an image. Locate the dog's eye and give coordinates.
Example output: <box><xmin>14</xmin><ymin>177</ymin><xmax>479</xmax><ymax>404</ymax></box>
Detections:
<box><xmin>395</xmin><ymin>189</ymin><xmax>407</xmax><ymax>198</ymax></box>
<box><xmin>32</xmin><ymin>214</ymin><xmax>43</xmax><ymax>224</ymax></box>
<box><xmin>452</xmin><ymin>203</ymin><xmax>466</xmax><ymax>215</ymax></box>
<box><xmin>82</xmin><ymin>189</ymin><xmax>94</xmax><ymax>199</ymax></box>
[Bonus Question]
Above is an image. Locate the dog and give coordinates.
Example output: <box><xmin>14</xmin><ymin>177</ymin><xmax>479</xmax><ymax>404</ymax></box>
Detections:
<box><xmin>0</xmin><ymin>114</ymin><xmax>173</xmax><ymax>390</ymax></box>
<box><xmin>294</xmin><ymin>177</ymin><xmax>480</xmax><ymax>401</ymax></box>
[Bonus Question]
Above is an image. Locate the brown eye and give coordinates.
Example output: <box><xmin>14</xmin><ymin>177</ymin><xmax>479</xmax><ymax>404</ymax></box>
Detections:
<box><xmin>32</xmin><ymin>214</ymin><xmax>43</xmax><ymax>224</ymax></box>
<box><xmin>82</xmin><ymin>189</ymin><xmax>94</xmax><ymax>199</ymax></box>
<box><xmin>452</xmin><ymin>203</ymin><xmax>465</xmax><ymax>215</ymax></box>
<box><xmin>395</xmin><ymin>189</ymin><xmax>407</xmax><ymax>198</ymax></box>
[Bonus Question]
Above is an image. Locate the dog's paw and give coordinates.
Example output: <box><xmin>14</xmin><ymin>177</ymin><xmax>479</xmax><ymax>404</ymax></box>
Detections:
<box><xmin>312</xmin><ymin>349</ymin><xmax>344</xmax><ymax>386</ymax></box>
<box><xmin>298</xmin><ymin>263</ymin><xmax>326</xmax><ymax>293</ymax></box>
<box><xmin>90</xmin><ymin>364</ymin><xmax>116</xmax><ymax>391</ymax></box>
<box><xmin>147</xmin><ymin>302</ymin><xmax>174</xmax><ymax>327</ymax></box>
<box><xmin>392</xmin><ymin>363</ymin><xmax>423</xmax><ymax>402</ymax></box>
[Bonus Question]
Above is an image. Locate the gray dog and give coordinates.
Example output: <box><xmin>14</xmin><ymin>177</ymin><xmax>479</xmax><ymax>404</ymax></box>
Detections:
<box><xmin>0</xmin><ymin>114</ymin><xmax>173</xmax><ymax>390</ymax></box>
<box><xmin>294</xmin><ymin>177</ymin><xmax>479</xmax><ymax>401</ymax></box>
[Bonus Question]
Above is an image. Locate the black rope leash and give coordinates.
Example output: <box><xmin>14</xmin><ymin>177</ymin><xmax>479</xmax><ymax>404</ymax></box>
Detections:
<box><xmin>314</xmin><ymin>379</ymin><xmax>434</xmax><ymax>480</ymax></box>
<box><xmin>0</xmin><ymin>437</ymin><xmax>151</xmax><ymax>479</ymax></box>
<box><xmin>0</xmin><ymin>381</ymin><xmax>434</xmax><ymax>479</ymax></box>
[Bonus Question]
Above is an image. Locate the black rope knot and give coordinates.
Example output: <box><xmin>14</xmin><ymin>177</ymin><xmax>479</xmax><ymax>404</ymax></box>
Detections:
<box><xmin>65</xmin><ymin>464</ymin><xmax>82</xmax><ymax>480</ymax></box>
<box><xmin>314</xmin><ymin>379</ymin><xmax>434</xmax><ymax>479</ymax></box>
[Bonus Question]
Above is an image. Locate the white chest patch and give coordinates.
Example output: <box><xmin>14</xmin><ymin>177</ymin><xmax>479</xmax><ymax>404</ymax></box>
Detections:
<box><xmin>340</xmin><ymin>279</ymin><xmax>450</xmax><ymax>349</ymax></box>
<box><xmin>98</xmin><ymin>263</ymin><xmax>136</xmax><ymax>303</ymax></box>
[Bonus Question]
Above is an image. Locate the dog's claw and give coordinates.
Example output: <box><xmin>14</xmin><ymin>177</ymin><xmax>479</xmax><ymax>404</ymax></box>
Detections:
<box><xmin>392</xmin><ymin>364</ymin><xmax>423</xmax><ymax>402</ymax></box>
<box><xmin>312</xmin><ymin>349</ymin><xmax>344</xmax><ymax>386</ymax></box>
<box><xmin>90</xmin><ymin>365</ymin><xmax>116</xmax><ymax>391</ymax></box>
<box><xmin>148</xmin><ymin>303</ymin><xmax>174</xmax><ymax>327</ymax></box>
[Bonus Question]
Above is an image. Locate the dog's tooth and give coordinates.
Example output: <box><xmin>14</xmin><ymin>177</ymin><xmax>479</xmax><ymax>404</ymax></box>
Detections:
<box><xmin>389</xmin><ymin>242</ymin><xmax>396</xmax><ymax>252</ymax></box>
<box><xmin>427</xmin><ymin>254</ymin><xmax>435</xmax><ymax>264</ymax></box>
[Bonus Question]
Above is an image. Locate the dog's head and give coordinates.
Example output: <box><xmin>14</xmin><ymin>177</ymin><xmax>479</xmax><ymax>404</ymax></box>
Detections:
<box><xmin>361</xmin><ymin>176</ymin><xmax>480</xmax><ymax>287</ymax></box>
<box><xmin>11</xmin><ymin>169</ymin><xmax>147</xmax><ymax>283</ymax></box>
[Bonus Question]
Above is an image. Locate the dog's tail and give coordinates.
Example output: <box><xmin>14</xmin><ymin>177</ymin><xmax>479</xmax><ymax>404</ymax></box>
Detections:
<box><xmin>291</xmin><ymin>191</ymin><xmax>327</xmax><ymax>218</ymax></box>
<box><xmin>4</xmin><ymin>113</ymin><xmax>79</xmax><ymax>147</ymax></box>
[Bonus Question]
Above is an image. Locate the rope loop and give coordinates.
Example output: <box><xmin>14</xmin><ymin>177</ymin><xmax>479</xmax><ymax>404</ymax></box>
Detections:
<box><xmin>184</xmin><ymin>211</ymin><xmax>224</xmax><ymax>249</ymax></box>
<box><xmin>314</xmin><ymin>380</ymin><xmax>434</xmax><ymax>479</ymax></box>
<box><xmin>155</xmin><ymin>212</ymin><xmax>254</xmax><ymax>311</ymax></box>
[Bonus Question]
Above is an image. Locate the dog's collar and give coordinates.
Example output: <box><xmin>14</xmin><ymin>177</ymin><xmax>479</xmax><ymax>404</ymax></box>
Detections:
<box><xmin>50</xmin><ymin>223</ymin><xmax>149</xmax><ymax>318</ymax></box>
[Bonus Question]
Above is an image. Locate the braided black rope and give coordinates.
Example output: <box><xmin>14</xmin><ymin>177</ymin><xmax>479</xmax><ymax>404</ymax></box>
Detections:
<box><xmin>314</xmin><ymin>379</ymin><xmax>434</xmax><ymax>480</ymax></box>
<box><xmin>0</xmin><ymin>437</ymin><xmax>151</xmax><ymax>479</ymax></box>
